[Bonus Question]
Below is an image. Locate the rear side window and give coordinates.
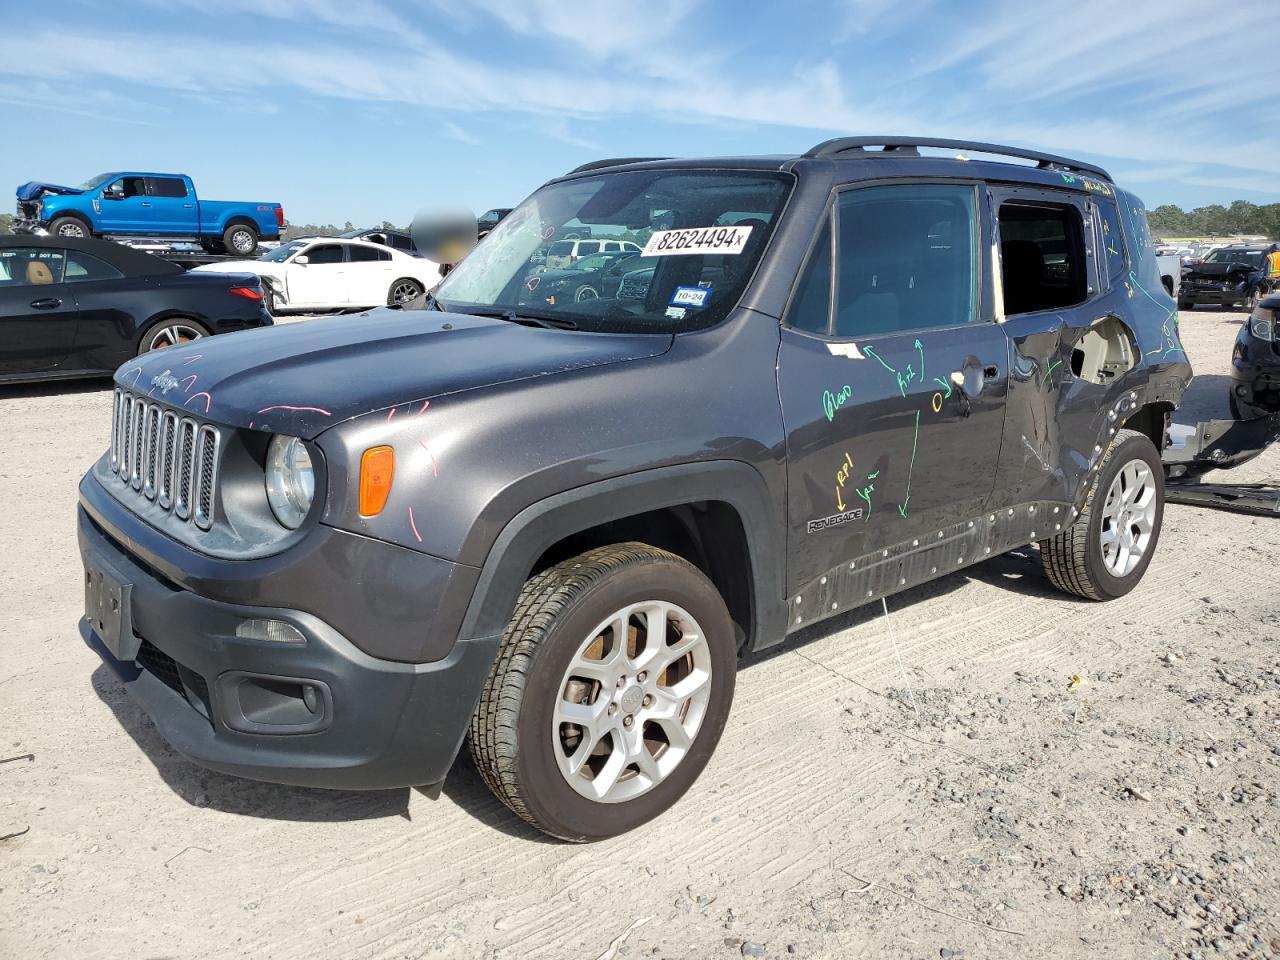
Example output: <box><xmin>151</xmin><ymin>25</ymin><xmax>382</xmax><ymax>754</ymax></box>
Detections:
<box><xmin>998</xmin><ymin>202</ymin><xmax>1087</xmax><ymax>315</ymax></box>
<box><xmin>785</xmin><ymin>216</ymin><xmax>833</xmax><ymax>334</ymax></box>
<box><xmin>834</xmin><ymin>183</ymin><xmax>978</xmax><ymax>337</ymax></box>
<box><xmin>348</xmin><ymin>245</ymin><xmax>391</xmax><ymax>262</ymax></box>
<box><xmin>63</xmin><ymin>250</ymin><xmax>125</xmax><ymax>282</ymax></box>
<box><xmin>305</xmin><ymin>244</ymin><xmax>345</xmax><ymax>265</ymax></box>
<box><xmin>146</xmin><ymin>178</ymin><xmax>188</xmax><ymax>198</ymax></box>
<box><xmin>575</xmin><ymin>241</ymin><xmax>600</xmax><ymax>257</ymax></box>
<box><xmin>1095</xmin><ymin>201</ymin><xmax>1127</xmax><ymax>288</ymax></box>
<box><xmin>548</xmin><ymin>241</ymin><xmax>573</xmax><ymax>256</ymax></box>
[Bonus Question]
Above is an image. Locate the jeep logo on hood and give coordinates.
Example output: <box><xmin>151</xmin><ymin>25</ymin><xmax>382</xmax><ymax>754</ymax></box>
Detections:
<box><xmin>150</xmin><ymin>370</ymin><xmax>180</xmax><ymax>394</ymax></box>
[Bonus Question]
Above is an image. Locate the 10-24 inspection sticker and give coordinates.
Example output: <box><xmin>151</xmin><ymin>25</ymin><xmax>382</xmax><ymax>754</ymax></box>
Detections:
<box><xmin>641</xmin><ymin>225</ymin><xmax>754</xmax><ymax>257</ymax></box>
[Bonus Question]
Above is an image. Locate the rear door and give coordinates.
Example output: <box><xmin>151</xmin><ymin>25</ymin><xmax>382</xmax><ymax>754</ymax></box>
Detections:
<box><xmin>144</xmin><ymin>177</ymin><xmax>198</xmax><ymax>234</ymax></box>
<box><xmin>285</xmin><ymin>242</ymin><xmax>348</xmax><ymax>307</ymax></box>
<box><xmin>778</xmin><ymin>181</ymin><xmax>1010</xmax><ymax>592</ymax></box>
<box><xmin>0</xmin><ymin>246</ymin><xmax>79</xmax><ymax>375</ymax></box>
<box><xmin>344</xmin><ymin>244</ymin><xmax>394</xmax><ymax>306</ymax></box>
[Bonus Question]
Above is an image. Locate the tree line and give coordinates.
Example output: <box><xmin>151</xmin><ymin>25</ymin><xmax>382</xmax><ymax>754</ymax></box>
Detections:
<box><xmin>1147</xmin><ymin>201</ymin><xmax>1279</xmax><ymax>240</ymax></box>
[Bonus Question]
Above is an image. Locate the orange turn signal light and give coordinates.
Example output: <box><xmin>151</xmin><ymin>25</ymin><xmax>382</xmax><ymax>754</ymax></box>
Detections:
<box><xmin>359</xmin><ymin>445</ymin><xmax>394</xmax><ymax>516</ymax></box>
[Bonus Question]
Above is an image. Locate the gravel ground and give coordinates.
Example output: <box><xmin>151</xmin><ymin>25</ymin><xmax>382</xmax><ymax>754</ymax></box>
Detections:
<box><xmin>1</xmin><ymin>307</ymin><xmax>1277</xmax><ymax>960</ymax></box>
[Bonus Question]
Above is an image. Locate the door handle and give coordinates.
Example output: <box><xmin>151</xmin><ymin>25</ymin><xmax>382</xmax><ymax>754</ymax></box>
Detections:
<box><xmin>141</xmin><ymin>201</ymin><xmax>152</xmax><ymax>207</ymax></box>
<box><xmin>183</xmin><ymin>203</ymin><xmax>193</xmax><ymax>208</ymax></box>
<box><xmin>30</xmin><ymin>297</ymin><xmax>62</xmax><ymax>309</ymax></box>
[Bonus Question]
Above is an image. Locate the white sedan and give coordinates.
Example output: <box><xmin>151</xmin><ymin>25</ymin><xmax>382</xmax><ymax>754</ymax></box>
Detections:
<box><xmin>192</xmin><ymin>237</ymin><xmax>441</xmax><ymax>313</ymax></box>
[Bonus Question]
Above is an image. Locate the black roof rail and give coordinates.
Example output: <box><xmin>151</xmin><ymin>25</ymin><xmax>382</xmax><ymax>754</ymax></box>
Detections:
<box><xmin>802</xmin><ymin>136</ymin><xmax>1112</xmax><ymax>182</ymax></box>
<box><xmin>567</xmin><ymin>157</ymin><xmax>673</xmax><ymax>175</ymax></box>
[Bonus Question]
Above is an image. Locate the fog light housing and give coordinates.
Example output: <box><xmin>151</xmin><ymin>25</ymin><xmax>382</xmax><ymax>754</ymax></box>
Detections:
<box><xmin>235</xmin><ymin>618</ymin><xmax>306</xmax><ymax>644</ymax></box>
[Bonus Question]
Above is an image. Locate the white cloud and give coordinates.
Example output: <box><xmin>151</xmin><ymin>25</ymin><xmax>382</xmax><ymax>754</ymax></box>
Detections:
<box><xmin>442</xmin><ymin>120</ymin><xmax>479</xmax><ymax>145</ymax></box>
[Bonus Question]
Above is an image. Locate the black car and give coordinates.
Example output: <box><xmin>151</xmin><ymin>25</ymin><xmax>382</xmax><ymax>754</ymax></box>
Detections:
<box><xmin>0</xmin><ymin>235</ymin><xmax>271</xmax><ymax>384</ymax></box>
<box><xmin>1231</xmin><ymin>293</ymin><xmax>1280</xmax><ymax>419</ymax></box>
<box><xmin>339</xmin><ymin>228</ymin><xmax>420</xmax><ymax>256</ymax></box>
<box><xmin>78</xmin><ymin>137</ymin><xmax>1189</xmax><ymax>841</ymax></box>
<box><xmin>1178</xmin><ymin>245</ymin><xmax>1266</xmax><ymax>311</ymax></box>
<box><xmin>519</xmin><ymin>250</ymin><xmax>643</xmax><ymax>305</ymax></box>
<box><xmin>477</xmin><ymin>208</ymin><xmax>512</xmax><ymax>239</ymax></box>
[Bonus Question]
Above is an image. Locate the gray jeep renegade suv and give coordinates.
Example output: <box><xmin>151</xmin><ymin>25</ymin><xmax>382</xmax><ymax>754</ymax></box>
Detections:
<box><xmin>79</xmin><ymin>137</ymin><xmax>1191</xmax><ymax>840</ymax></box>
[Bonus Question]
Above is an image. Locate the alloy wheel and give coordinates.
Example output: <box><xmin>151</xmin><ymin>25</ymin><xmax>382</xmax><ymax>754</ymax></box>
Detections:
<box><xmin>552</xmin><ymin>600</ymin><xmax>712</xmax><ymax>804</ymax></box>
<box><xmin>146</xmin><ymin>323</ymin><xmax>204</xmax><ymax>351</ymax></box>
<box><xmin>1099</xmin><ymin>459</ymin><xmax>1157</xmax><ymax>577</ymax></box>
<box><xmin>230</xmin><ymin>229</ymin><xmax>254</xmax><ymax>254</ymax></box>
<box><xmin>391</xmin><ymin>280</ymin><xmax>422</xmax><ymax>304</ymax></box>
<box><xmin>57</xmin><ymin>222</ymin><xmax>86</xmax><ymax>238</ymax></box>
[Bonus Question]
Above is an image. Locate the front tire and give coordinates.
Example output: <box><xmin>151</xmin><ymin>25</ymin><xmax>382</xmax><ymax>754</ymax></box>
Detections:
<box><xmin>222</xmin><ymin>223</ymin><xmax>258</xmax><ymax>256</ymax></box>
<box><xmin>1040</xmin><ymin>429</ymin><xmax>1164</xmax><ymax>601</ymax></box>
<box><xmin>468</xmin><ymin>543</ymin><xmax>737</xmax><ymax>841</ymax></box>
<box><xmin>48</xmin><ymin>216</ymin><xmax>89</xmax><ymax>239</ymax></box>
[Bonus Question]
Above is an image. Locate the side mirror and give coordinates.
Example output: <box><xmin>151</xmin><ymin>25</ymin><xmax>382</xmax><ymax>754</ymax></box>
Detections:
<box><xmin>102</xmin><ymin>186</ymin><xmax>124</xmax><ymax>200</ymax></box>
<box><xmin>293</xmin><ymin>255</ymin><xmax>310</xmax><ymax>265</ymax></box>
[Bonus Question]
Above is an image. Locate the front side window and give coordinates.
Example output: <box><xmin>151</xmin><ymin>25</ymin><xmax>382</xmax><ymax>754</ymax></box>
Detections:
<box><xmin>998</xmin><ymin>201</ymin><xmax>1087</xmax><ymax>315</ymax></box>
<box><xmin>834</xmin><ymin>183</ymin><xmax>978</xmax><ymax>338</ymax></box>
<box><xmin>436</xmin><ymin>169</ymin><xmax>792</xmax><ymax>333</ymax></box>
<box><xmin>785</xmin><ymin>216</ymin><xmax>833</xmax><ymax>334</ymax></box>
<box><xmin>63</xmin><ymin>250</ymin><xmax>124</xmax><ymax>282</ymax></box>
<box><xmin>0</xmin><ymin>247</ymin><xmax>65</xmax><ymax>285</ymax></box>
<box><xmin>304</xmin><ymin>244</ymin><xmax>345</xmax><ymax>265</ymax></box>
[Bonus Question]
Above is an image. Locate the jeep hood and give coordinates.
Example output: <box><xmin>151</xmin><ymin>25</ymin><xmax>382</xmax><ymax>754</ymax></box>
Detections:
<box><xmin>116</xmin><ymin>308</ymin><xmax>672</xmax><ymax>439</ymax></box>
<box><xmin>15</xmin><ymin>181</ymin><xmax>83</xmax><ymax>202</ymax></box>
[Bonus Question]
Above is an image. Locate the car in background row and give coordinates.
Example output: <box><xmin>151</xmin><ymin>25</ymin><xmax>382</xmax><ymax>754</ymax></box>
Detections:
<box><xmin>543</xmin><ymin>238</ymin><xmax>642</xmax><ymax>270</ymax></box>
<box><xmin>191</xmin><ymin>237</ymin><xmax>440</xmax><ymax>313</ymax></box>
<box><xmin>1231</xmin><ymin>293</ymin><xmax>1280</xmax><ymax>420</ymax></box>
<box><xmin>0</xmin><ymin>236</ymin><xmax>271</xmax><ymax>384</ymax></box>
<box><xmin>519</xmin><ymin>251</ymin><xmax>646</xmax><ymax>306</ymax></box>
<box><xmin>1178</xmin><ymin>245</ymin><xmax>1267</xmax><ymax>312</ymax></box>
<box><xmin>340</xmin><ymin>227</ymin><xmax>420</xmax><ymax>256</ymax></box>
<box><xmin>14</xmin><ymin>172</ymin><xmax>285</xmax><ymax>256</ymax></box>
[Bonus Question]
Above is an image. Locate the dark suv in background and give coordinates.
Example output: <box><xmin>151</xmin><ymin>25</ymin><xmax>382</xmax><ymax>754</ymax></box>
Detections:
<box><xmin>1179</xmin><ymin>244</ymin><xmax>1267</xmax><ymax>311</ymax></box>
<box><xmin>78</xmin><ymin>137</ymin><xmax>1189</xmax><ymax>841</ymax></box>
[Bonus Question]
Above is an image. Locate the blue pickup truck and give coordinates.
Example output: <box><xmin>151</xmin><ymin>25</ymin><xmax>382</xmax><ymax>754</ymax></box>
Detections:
<box><xmin>14</xmin><ymin>172</ymin><xmax>285</xmax><ymax>255</ymax></box>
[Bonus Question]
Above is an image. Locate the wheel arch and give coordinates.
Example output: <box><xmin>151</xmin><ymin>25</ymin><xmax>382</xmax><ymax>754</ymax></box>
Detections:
<box><xmin>136</xmin><ymin>311</ymin><xmax>213</xmax><ymax>349</ymax></box>
<box><xmin>456</xmin><ymin>461</ymin><xmax>787</xmax><ymax>655</ymax></box>
<box><xmin>48</xmin><ymin>210</ymin><xmax>95</xmax><ymax>234</ymax></box>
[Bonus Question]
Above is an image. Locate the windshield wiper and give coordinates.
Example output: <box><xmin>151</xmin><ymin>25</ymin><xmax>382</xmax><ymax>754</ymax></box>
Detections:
<box><xmin>467</xmin><ymin>307</ymin><xmax>579</xmax><ymax>330</ymax></box>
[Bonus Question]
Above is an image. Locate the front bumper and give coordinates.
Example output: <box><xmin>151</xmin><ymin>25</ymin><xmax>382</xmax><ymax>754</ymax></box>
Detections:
<box><xmin>12</xmin><ymin>218</ymin><xmax>45</xmax><ymax>235</ymax></box>
<box><xmin>1182</xmin><ymin>287</ymin><xmax>1244</xmax><ymax>306</ymax></box>
<box><xmin>78</xmin><ymin>499</ymin><xmax>499</xmax><ymax>790</ymax></box>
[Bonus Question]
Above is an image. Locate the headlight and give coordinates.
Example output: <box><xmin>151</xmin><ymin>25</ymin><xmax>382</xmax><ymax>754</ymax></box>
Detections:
<box><xmin>1250</xmin><ymin>306</ymin><xmax>1275</xmax><ymax>342</ymax></box>
<box><xmin>265</xmin><ymin>434</ymin><xmax>315</xmax><ymax>528</ymax></box>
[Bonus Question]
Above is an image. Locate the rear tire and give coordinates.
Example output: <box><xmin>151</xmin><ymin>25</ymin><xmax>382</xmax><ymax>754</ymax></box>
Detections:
<box><xmin>222</xmin><ymin>223</ymin><xmax>258</xmax><ymax>256</ymax></box>
<box><xmin>48</xmin><ymin>216</ymin><xmax>90</xmax><ymax>239</ymax></box>
<box><xmin>468</xmin><ymin>543</ymin><xmax>737</xmax><ymax>841</ymax></box>
<box><xmin>388</xmin><ymin>278</ymin><xmax>423</xmax><ymax>306</ymax></box>
<box><xmin>138</xmin><ymin>317</ymin><xmax>210</xmax><ymax>355</ymax></box>
<box><xmin>1040</xmin><ymin>429</ymin><xmax>1164</xmax><ymax>601</ymax></box>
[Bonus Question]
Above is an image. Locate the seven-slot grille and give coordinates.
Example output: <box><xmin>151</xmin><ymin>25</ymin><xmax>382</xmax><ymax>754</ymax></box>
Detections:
<box><xmin>110</xmin><ymin>390</ymin><xmax>221</xmax><ymax>530</ymax></box>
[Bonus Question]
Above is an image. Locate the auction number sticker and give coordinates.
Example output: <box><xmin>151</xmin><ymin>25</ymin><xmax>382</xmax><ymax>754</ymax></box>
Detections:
<box><xmin>641</xmin><ymin>225</ymin><xmax>753</xmax><ymax>257</ymax></box>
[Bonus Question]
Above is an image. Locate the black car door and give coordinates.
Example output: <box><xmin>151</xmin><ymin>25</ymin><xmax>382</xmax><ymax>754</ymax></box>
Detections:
<box><xmin>778</xmin><ymin>181</ymin><xmax>1010</xmax><ymax>594</ymax></box>
<box><xmin>0</xmin><ymin>246</ymin><xmax>80</xmax><ymax>376</ymax></box>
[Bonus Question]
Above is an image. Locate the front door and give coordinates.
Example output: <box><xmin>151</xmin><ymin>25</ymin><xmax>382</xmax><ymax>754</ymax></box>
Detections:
<box><xmin>96</xmin><ymin>176</ymin><xmax>150</xmax><ymax>233</ymax></box>
<box><xmin>0</xmin><ymin>246</ymin><xmax>79</xmax><ymax>376</ymax></box>
<box><xmin>778</xmin><ymin>182</ymin><xmax>1010</xmax><ymax>594</ymax></box>
<box><xmin>286</xmin><ymin>242</ymin><xmax>349</xmax><ymax>307</ymax></box>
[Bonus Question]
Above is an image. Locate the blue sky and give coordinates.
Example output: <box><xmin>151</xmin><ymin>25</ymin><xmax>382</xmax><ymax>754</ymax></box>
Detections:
<box><xmin>2</xmin><ymin>0</ymin><xmax>1277</xmax><ymax>226</ymax></box>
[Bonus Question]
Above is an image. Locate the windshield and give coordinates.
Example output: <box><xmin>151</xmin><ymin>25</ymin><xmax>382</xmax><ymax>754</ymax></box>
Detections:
<box><xmin>259</xmin><ymin>240</ymin><xmax>307</xmax><ymax>262</ymax></box>
<box><xmin>435</xmin><ymin>169</ymin><xmax>792</xmax><ymax>333</ymax></box>
<box><xmin>78</xmin><ymin>173</ymin><xmax>116</xmax><ymax>191</ymax></box>
<box><xmin>1205</xmin><ymin>249</ymin><xmax>1263</xmax><ymax>266</ymax></box>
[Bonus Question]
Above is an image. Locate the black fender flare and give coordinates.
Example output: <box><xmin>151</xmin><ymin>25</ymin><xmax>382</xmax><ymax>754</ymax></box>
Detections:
<box><xmin>456</xmin><ymin>460</ymin><xmax>788</xmax><ymax>650</ymax></box>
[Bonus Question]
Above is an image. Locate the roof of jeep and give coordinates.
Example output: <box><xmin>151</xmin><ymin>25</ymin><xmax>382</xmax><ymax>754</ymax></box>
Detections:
<box><xmin>555</xmin><ymin>138</ymin><xmax>1120</xmax><ymax>195</ymax></box>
